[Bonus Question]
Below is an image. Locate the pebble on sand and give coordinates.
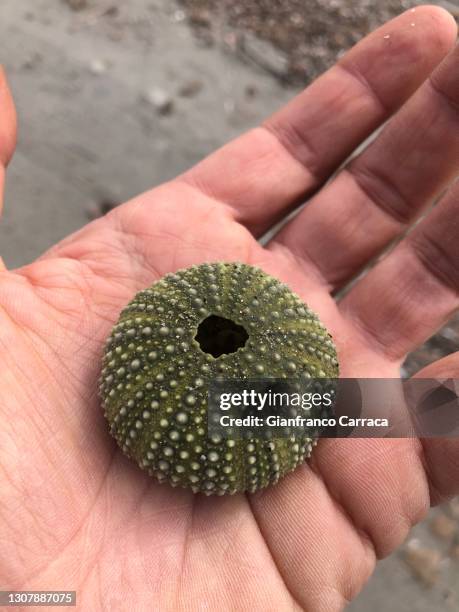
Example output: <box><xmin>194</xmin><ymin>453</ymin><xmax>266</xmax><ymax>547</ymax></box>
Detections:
<box><xmin>89</xmin><ymin>59</ymin><xmax>109</xmax><ymax>75</ymax></box>
<box><xmin>64</xmin><ymin>0</ymin><xmax>88</xmax><ymax>11</ymax></box>
<box><xmin>178</xmin><ymin>80</ymin><xmax>204</xmax><ymax>98</ymax></box>
<box><xmin>403</xmin><ymin>545</ymin><xmax>442</xmax><ymax>588</ymax></box>
<box><xmin>430</xmin><ymin>514</ymin><xmax>458</xmax><ymax>541</ymax></box>
<box><xmin>144</xmin><ymin>88</ymin><xmax>174</xmax><ymax>115</ymax></box>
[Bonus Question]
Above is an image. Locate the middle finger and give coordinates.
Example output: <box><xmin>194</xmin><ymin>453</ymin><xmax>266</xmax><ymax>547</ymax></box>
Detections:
<box><xmin>268</xmin><ymin>43</ymin><xmax>459</xmax><ymax>290</ymax></box>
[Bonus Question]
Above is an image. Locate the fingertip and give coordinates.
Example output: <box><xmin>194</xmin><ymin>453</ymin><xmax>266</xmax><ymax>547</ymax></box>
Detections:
<box><xmin>409</xmin><ymin>6</ymin><xmax>458</xmax><ymax>70</ymax></box>
<box><xmin>401</xmin><ymin>5</ymin><xmax>457</xmax><ymax>62</ymax></box>
<box><xmin>413</xmin><ymin>352</ymin><xmax>459</xmax><ymax>380</ymax></box>
<box><xmin>340</xmin><ymin>5</ymin><xmax>458</xmax><ymax>114</ymax></box>
<box><xmin>0</xmin><ymin>64</ymin><xmax>17</xmax><ymax>167</ymax></box>
<box><xmin>416</xmin><ymin>5</ymin><xmax>458</xmax><ymax>47</ymax></box>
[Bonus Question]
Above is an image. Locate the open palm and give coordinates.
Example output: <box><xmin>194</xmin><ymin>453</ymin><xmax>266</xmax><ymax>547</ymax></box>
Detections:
<box><xmin>1</xmin><ymin>7</ymin><xmax>459</xmax><ymax>611</ymax></box>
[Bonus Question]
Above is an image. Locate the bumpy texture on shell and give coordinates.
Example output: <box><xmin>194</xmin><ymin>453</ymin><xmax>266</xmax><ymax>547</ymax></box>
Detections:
<box><xmin>100</xmin><ymin>262</ymin><xmax>339</xmax><ymax>495</ymax></box>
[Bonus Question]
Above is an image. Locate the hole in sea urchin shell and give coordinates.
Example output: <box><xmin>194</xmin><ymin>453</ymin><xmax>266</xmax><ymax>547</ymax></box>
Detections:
<box><xmin>195</xmin><ymin>315</ymin><xmax>249</xmax><ymax>358</ymax></box>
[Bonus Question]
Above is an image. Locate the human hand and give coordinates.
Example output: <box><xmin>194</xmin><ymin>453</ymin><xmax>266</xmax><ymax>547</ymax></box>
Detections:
<box><xmin>1</xmin><ymin>6</ymin><xmax>458</xmax><ymax>611</ymax></box>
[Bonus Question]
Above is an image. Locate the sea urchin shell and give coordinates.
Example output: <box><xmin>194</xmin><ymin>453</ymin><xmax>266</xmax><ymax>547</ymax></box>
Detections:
<box><xmin>99</xmin><ymin>262</ymin><xmax>339</xmax><ymax>495</ymax></box>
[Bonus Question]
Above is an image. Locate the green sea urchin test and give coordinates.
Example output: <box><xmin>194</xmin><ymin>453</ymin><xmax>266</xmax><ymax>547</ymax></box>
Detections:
<box><xmin>100</xmin><ymin>262</ymin><xmax>339</xmax><ymax>495</ymax></box>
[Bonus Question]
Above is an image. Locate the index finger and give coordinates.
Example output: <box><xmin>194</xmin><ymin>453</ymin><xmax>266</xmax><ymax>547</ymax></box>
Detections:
<box><xmin>181</xmin><ymin>6</ymin><xmax>457</xmax><ymax>236</ymax></box>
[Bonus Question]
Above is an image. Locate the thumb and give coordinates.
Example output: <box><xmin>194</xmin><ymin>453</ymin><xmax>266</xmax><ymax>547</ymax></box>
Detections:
<box><xmin>0</xmin><ymin>65</ymin><xmax>16</xmax><ymax>169</ymax></box>
<box><xmin>0</xmin><ymin>66</ymin><xmax>17</xmax><ymax>213</ymax></box>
